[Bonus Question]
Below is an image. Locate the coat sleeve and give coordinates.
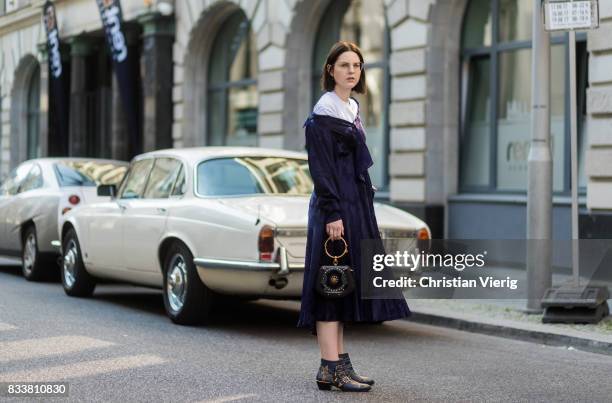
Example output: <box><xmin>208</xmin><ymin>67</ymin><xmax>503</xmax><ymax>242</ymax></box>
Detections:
<box><xmin>305</xmin><ymin>121</ymin><xmax>342</xmax><ymax>224</ymax></box>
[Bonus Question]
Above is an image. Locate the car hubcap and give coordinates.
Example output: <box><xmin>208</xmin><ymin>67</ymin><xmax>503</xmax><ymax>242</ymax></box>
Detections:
<box><xmin>63</xmin><ymin>240</ymin><xmax>78</xmax><ymax>288</ymax></box>
<box><xmin>23</xmin><ymin>234</ymin><xmax>36</xmax><ymax>275</ymax></box>
<box><xmin>166</xmin><ymin>254</ymin><xmax>188</xmax><ymax>313</ymax></box>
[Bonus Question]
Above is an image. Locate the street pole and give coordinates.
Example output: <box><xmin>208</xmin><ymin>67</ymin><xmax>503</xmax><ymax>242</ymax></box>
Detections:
<box><xmin>539</xmin><ymin>0</ymin><xmax>608</xmax><ymax>324</ymax></box>
<box><xmin>526</xmin><ymin>0</ymin><xmax>552</xmax><ymax>313</ymax></box>
<box><xmin>568</xmin><ymin>29</ymin><xmax>580</xmax><ymax>287</ymax></box>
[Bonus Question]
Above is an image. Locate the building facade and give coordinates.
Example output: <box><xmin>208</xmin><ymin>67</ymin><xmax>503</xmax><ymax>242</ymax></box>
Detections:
<box><xmin>1</xmin><ymin>0</ymin><xmax>611</xmax><ymax>239</ymax></box>
<box><xmin>0</xmin><ymin>0</ymin><xmax>174</xmax><ymax>171</ymax></box>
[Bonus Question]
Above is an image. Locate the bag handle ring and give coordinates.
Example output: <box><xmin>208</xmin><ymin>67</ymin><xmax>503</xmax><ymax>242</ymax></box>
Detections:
<box><xmin>324</xmin><ymin>236</ymin><xmax>348</xmax><ymax>266</ymax></box>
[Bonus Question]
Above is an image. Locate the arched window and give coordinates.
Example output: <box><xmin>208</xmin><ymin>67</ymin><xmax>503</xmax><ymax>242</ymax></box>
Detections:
<box><xmin>26</xmin><ymin>64</ymin><xmax>40</xmax><ymax>159</ymax></box>
<box><xmin>312</xmin><ymin>0</ymin><xmax>389</xmax><ymax>190</ymax></box>
<box><xmin>460</xmin><ymin>0</ymin><xmax>588</xmax><ymax>193</ymax></box>
<box><xmin>207</xmin><ymin>10</ymin><xmax>258</xmax><ymax>146</ymax></box>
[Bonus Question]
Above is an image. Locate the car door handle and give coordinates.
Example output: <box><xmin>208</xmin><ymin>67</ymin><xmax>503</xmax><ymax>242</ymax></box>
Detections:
<box><xmin>157</xmin><ymin>207</ymin><xmax>167</xmax><ymax>214</ymax></box>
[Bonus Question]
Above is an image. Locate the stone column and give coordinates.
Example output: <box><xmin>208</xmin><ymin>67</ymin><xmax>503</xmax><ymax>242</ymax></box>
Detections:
<box><xmin>255</xmin><ymin>2</ymin><xmax>290</xmax><ymax>150</ymax></box>
<box><xmin>68</xmin><ymin>37</ymin><xmax>92</xmax><ymax>157</ymax></box>
<box><xmin>110</xmin><ymin>73</ymin><xmax>129</xmax><ymax>161</ymax></box>
<box><xmin>138</xmin><ymin>12</ymin><xmax>174</xmax><ymax>152</ymax></box>
<box><xmin>585</xmin><ymin>4</ymin><xmax>612</xmax><ymax>211</ymax></box>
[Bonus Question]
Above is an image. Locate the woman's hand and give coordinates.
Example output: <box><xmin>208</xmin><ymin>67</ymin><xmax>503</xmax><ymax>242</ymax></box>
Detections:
<box><xmin>326</xmin><ymin>219</ymin><xmax>344</xmax><ymax>241</ymax></box>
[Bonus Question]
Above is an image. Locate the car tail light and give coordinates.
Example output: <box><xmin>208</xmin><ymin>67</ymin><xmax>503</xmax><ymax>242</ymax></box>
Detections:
<box><xmin>62</xmin><ymin>207</ymin><xmax>72</xmax><ymax>215</ymax></box>
<box><xmin>68</xmin><ymin>195</ymin><xmax>80</xmax><ymax>205</ymax></box>
<box><xmin>417</xmin><ymin>228</ymin><xmax>430</xmax><ymax>240</ymax></box>
<box><xmin>258</xmin><ymin>225</ymin><xmax>275</xmax><ymax>261</ymax></box>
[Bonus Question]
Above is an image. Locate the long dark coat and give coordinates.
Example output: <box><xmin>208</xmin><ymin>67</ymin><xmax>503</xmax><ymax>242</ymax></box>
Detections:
<box><xmin>297</xmin><ymin>111</ymin><xmax>412</xmax><ymax>335</ymax></box>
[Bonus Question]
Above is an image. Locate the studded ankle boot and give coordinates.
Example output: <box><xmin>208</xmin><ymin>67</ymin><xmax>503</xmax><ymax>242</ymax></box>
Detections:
<box><xmin>315</xmin><ymin>359</ymin><xmax>371</xmax><ymax>392</ymax></box>
<box><xmin>315</xmin><ymin>359</ymin><xmax>336</xmax><ymax>390</ymax></box>
<box><xmin>339</xmin><ymin>352</ymin><xmax>375</xmax><ymax>385</ymax></box>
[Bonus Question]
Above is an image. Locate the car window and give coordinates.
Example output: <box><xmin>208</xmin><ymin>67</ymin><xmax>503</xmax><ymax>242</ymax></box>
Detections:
<box><xmin>196</xmin><ymin>157</ymin><xmax>313</xmax><ymax>196</ymax></box>
<box><xmin>171</xmin><ymin>166</ymin><xmax>186</xmax><ymax>196</ymax></box>
<box><xmin>118</xmin><ymin>159</ymin><xmax>154</xmax><ymax>199</ymax></box>
<box><xmin>0</xmin><ymin>163</ymin><xmax>33</xmax><ymax>196</ymax></box>
<box><xmin>143</xmin><ymin>158</ymin><xmax>182</xmax><ymax>199</ymax></box>
<box><xmin>54</xmin><ymin>161</ymin><xmax>128</xmax><ymax>187</ymax></box>
<box><xmin>19</xmin><ymin>164</ymin><xmax>44</xmax><ymax>193</ymax></box>
<box><xmin>197</xmin><ymin>159</ymin><xmax>263</xmax><ymax>196</ymax></box>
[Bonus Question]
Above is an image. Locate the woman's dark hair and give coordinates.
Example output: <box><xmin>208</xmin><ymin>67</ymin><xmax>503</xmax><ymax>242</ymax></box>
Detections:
<box><xmin>320</xmin><ymin>41</ymin><xmax>367</xmax><ymax>94</ymax></box>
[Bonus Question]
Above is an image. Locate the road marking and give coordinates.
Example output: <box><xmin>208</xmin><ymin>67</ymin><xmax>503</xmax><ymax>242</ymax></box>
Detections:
<box><xmin>198</xmin><ymin>394</ymin><xmax>258</xmax><ymax>403</ymax></box>
<box><xmin>0</xmin><ymin>354</ymin><xmax>166</xmax><ymax>382</ymax></box>
<box><xmin>0</xmin><ymin>322</ymin><xmax>17</xmax><ymax>332</ymax></box>
<box><xmin>0</xmin><ymin>336</ymin><xmax>114</xmax><ymax>363</ymax></box>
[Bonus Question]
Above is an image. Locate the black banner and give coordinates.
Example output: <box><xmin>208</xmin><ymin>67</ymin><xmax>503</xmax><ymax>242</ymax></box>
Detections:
<box><xmin>43</xmin><ymin>1</ymin><xmax>69</xmax><ymax>156</ymax></box>
<box><xmin>95</xmin><ymin>0</ymin><xmax>141</xmax><ymax>156</ymax></box>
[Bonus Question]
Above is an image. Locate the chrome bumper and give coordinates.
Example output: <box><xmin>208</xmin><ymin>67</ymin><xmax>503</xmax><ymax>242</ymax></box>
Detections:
<box><xmin>193</xmin><ymin>247</ymin><xmax>304</xmax><ymax>297</ymax></box>
<box><xmin>193</xmin><ymin>247</ymin><xmax>304</xmax><ymax>275</ymax></box>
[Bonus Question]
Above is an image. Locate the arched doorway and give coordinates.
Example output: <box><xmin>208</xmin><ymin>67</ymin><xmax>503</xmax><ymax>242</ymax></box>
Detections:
<box><xmin>181</xmin><ymin>1</ymin><xmax>257</xmax><ymax>147</ymax></box>
<box><xmin>207</xmin><ymin>9</ymin><xmax>258</xmax><ymax>146</ymax></box>
<box><xmin>10</xmin><ymin>55</ymin><xmax>41</xmax><ymax>168</ymax></box>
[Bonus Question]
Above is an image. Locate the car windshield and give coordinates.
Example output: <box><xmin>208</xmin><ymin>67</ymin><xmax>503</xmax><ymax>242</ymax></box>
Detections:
<box><xmin>196</xmin><ymin>156</ymin><xmax>313</xmax><ymax>196</ymax></box>
<box><xmin>54</xmin><ymin>161</ymin><xmax>128</xmax><ymax>187</ymax></box>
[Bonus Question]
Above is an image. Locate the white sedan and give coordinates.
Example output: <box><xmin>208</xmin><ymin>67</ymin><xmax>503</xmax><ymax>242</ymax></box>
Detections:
<box><xmin>0</xmin><ymin>158</ymin><xmax>128</xmax><ymax>280</ymax></box>
<box><xmin>59</xmin><ymin>147</ymin><xmax>430</xmax><ymax>325</ymax></box>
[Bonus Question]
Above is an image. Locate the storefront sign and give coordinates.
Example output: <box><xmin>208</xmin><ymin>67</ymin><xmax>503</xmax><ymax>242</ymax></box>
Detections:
<box><xmin>497</xmin><ymin>115</ymin><xmax>564</xmax><ymax>192</ymax></box>
<box><xmin>95</xmin><ymin>0</ymin><xmax>141</xmax><ymax>155</ymax></box>
<box><xmin>43</xmin><ymin>0</ymin><xmax>69</xmax><ymax>155</ymax></box>
<box><xmin>96</xmin><ymin>0</ymin><xmax>128</xmax><ymax>62</ymax></box>
<box><xmin>544</xmin><ymin>0</ymin><xmax>599</xmax><ymax>31</ymax></box>
<box><xmin>43</xmin><ymin>2</ymin><xmax>62</xmax><ymax>79</ymax></box>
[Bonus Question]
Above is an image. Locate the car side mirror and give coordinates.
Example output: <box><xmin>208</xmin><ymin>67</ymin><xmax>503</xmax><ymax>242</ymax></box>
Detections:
<box><xmin>97</xmin><ymin>184</ymin><xmax>116</xmax><ymax>198</ymax></box>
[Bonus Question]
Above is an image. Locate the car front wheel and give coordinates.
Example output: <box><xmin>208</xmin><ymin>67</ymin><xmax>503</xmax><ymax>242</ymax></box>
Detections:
<box><xmin>163</xmin><ymin>242</ymin><xmax>213</xmax><ymax>325</ymax></box>
<box><xmin>61</xmin><ymin>229</ymin><xmax>96</xmax><ymax>297</ymax></box>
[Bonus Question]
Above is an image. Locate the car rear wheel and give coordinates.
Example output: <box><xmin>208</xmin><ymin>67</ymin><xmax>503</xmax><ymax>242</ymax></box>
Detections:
<box><xmin>22</xmin><ymin>226</ymin><xmax>46</xmax><ymax>281</ymax></box>
<box><xmin>61</xmin><ymin>229</ymin><xmax>96</xmax><ymax>297</ymax></box>
<box><xmin>163</xmin><ymin>242</ymin><xmax>213</xmax><ymax>325</ymax></box>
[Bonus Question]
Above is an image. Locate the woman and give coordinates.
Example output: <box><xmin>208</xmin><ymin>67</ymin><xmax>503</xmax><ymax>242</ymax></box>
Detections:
<box><xmin>297</xmin><ymin>41</ymin><xmax>412</xmax><ymax>392</ymax></box>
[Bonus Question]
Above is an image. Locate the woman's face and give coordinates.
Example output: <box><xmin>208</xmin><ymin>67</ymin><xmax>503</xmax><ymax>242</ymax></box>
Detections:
<box><xmin>330</xmin><ymin>51</ymin><xmax>362</xmax><ymax>92</ymax></box>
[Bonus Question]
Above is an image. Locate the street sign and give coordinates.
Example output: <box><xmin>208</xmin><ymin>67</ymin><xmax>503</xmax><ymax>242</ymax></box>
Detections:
<box><xmin>543</xmin><ymin>0</ymin><xmax>599</xmax><ymax>31</ymax></box>
<box><xmin>539</xmin><ymin>0</ymin><xmax>608</xmax><ymax>324</ymax></box>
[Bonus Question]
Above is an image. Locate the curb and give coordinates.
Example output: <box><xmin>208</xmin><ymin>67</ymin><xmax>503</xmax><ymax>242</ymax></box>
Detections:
<box><xmin>407</xmin><ymin>311</ymin><xmax>612</xmax><ymax>357</ymax></box>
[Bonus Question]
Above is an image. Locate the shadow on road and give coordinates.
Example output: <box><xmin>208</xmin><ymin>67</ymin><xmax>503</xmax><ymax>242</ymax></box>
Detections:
<box><xmin>89</xmin><ymin>285</ymin><xmax>433</xmax><ymax>343</ymax></box>
<box><xmin>91</xmin><ymin>287</ymin><xmax>301</xmax><ymax>330</ymax></box>
<box><xmin>0</xmin><ymin>268</ymin><xmax>439</xmax><ymax>343</ymax></box>
<box><xmin>0</xmin><ymin>263</ymin><xmax>23</xmax><ymax>278</ymax></box>
<box><xmin>0</xmin><ymin>261</ymin><xmax>61</xmax><ymax>282</ymax></box>
<box><xmin>93</xmin><ymin>287</ymin><xmax>166</xmax><ymax>315</ymax></box>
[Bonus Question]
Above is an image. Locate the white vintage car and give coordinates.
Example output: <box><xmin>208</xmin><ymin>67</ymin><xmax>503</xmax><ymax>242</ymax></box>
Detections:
<box><xmin>0</xmin><ymin>158</ymin><xmax>127</xmax><ymax>281</ymax></box>
<box><xmin>59</xmin><ymin>147</ymin><xmax>430</xmax><ymax>325</ymax></box>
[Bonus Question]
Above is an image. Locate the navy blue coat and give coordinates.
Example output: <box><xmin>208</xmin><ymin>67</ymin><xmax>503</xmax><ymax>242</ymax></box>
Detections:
<box><xmin>297</xmin><ymin>112</ymin><xmax>412</xmax><ymax>335</ymax></box>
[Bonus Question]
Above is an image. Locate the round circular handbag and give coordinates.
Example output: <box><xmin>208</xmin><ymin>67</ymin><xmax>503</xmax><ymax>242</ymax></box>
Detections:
<box><xmin>315</xmin><ymin>236</ymin><xmax>355</xmax><ymax>298</ymax></box>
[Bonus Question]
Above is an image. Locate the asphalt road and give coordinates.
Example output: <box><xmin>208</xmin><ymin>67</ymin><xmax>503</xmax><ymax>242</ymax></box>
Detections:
<box><xmin>1</xmin><ymin>261</ymin><xmax>612</xmax><ymax>402</ymax></box>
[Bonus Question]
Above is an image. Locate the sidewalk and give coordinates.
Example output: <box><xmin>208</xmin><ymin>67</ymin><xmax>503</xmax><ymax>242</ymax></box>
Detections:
<box><xmin>406</xmin><ymin>298</ymin><xmax>612</xmax><ymax>356</ymax></box>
